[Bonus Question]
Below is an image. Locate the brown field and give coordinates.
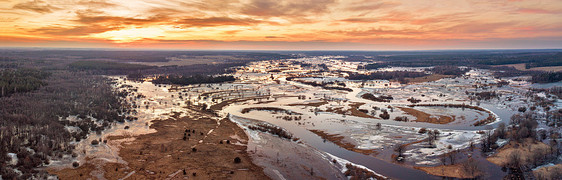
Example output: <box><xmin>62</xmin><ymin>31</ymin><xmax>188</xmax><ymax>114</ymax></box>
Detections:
<box><xmin>309</xmin><ymin>130</ymin><xmax>378</xmax><ymax>156</ymax></box>
<box><xmin>415</xmin><ymin>163</ymin><xmax>482</xmax><ymax>179</ymax></box>
<box><xmin>50</xmin><ymin>112</ymin><xmax>269</xmax><ymax>180</ymax></box>
<box><xmin>494</xmin><ymin>63</ymin><xmax>562</xmax><ymax>72</ymax></box>
<box><xmin>487</xmin><ymin>138</ymin><xmax>550</xmax><ymax>167</ymax></box>
<box><xmin>533</xmin><ymin>164</ymin><xmax>562</xmax><ymax>180</ymax></box>
<box><xmin>325</xmin><ymin>102</ymin><xmax>379</xmax><ymax>119</ymax></box>
<box><xmin>287</xmin><ymin>101</ymin><xmax>329</xmax><ymax>107</ymax></box>
<box><xmin>397</xmin><ymin>107</ymin><xmax>454</xmax><ymax>124</ymax></box>
<box><xmin>405</xmin><ymin>74</ymin><xmax>454</xmax><ymax>83</ymax></box>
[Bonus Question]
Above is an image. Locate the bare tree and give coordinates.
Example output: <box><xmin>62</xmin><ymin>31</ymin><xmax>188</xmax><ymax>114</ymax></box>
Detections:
<box><xmin>496</xmin><ymin>122</ymin><xmax>506</xmax><ymax>139</ymax></box>
<box><xmin>427</xmin><ymin>130</ymin><xmax>436</xmax><ymax>147</ymax></box>
<box><xmin>395</xmin><ymin>145</ymin><xmax>405</xmax><ymax>161</ymax></box>
<box><xmin>448</xmin><ymin>149</ymin><xmax>457</xmax><ymax>165</ymax></box>
<box><xmin>461</xmin><ymin>158</ymin><xmax>480</xmax><ymax>178</ymax></box>
<box><xmin>507</xmin><ymin>150</ymin><xmax>522</xmax><ymax>168</ymax></box>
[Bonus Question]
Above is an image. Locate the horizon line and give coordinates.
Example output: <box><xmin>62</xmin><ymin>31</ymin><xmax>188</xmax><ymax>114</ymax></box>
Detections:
<box><xmin>2</xmin><ymin>46</ymin><xmax>562</xmax><ymax>52</ymax></box>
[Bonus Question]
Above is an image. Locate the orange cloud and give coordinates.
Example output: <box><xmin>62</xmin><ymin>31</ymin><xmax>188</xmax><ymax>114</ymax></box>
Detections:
<box><xmin>31</xmin><ymin>25</ymin><xmax>120</xmax><ymax>36</ymax></box>
<box><xmin>517</xmin><ymin>8</ymin><xmax>561</xmax><ymax>14</ymax></box>
<box><xmin>176</xmin><ymin>17</ymin><xmax>277</xmax><ymax>27</ymax></box>
<box><xmin>0</xmin><ymin>0</ymin><xmax>561</xmax><ymax>50</ymax></box>
<box><xmin>12</xmin><ymin>0</ymin><xmax>59</xmax><ymax>13</ymax></box>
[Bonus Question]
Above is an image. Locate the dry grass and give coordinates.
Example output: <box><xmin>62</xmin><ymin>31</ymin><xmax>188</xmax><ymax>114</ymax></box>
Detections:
<box><xmin>415</xmin><ymin>163</ymin><xmax>482</xmax><ymax>179</ymax></box>
<box><xmin>50</xmin><ymin>112</ymin><xmax>269</xmax><ymax>179</ymax></box>
<box><xmin>533</xmin><ymin>164</ymin><xmax>562</xmax><ymax>180</ymax></box>
<box><xmin>397</xmin><ymin>107</ymin><xmax>454</xmax><ymax>124</ymax></box>
<box><xmin>324</xmin><ymin>102</ymin><xmax>378</xmax><ymax>119</ymax></box>
<box><xmin>494</xmin><ymin>63</ymin><xmax>562</xmax><ymax>72</ymax></box>
<box><xmin>287</xmin><ymin>101</ymin><xmax>328</xmax><ymax>107</ymax></box>
<box><xmin>487</xmin><ymin>138</ymin><xmax>550</xmax><ymax>167</ymax></box>
<box><xmin>405</xmin><ymin>74</ymin><xmax>454</xmax><ymax>83</ymax></box>
<box><xmin>309</xmin><ymin>130</ymin><xmax>378</xmax><ymax>156</ymax></box>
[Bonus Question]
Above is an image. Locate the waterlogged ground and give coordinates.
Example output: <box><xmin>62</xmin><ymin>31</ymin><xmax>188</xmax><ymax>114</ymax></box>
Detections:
<box><xmin>51</xmin><ymin>56</ymin><xmax>561</xmax><ymax>179</ymax></box>
<box><xmin>217</xmin><ymin>57</ymin><xmax>558</xmax><ymax>177</ymax></box>
<box><xmin>48</xmin><ymin>77</ymin><xmax>195</xmax><ymax>175</ymax></box>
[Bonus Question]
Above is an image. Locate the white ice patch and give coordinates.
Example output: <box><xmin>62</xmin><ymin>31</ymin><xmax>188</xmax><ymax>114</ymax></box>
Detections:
<box><xmin>325</xmin><ymin>152</ymin><xmax>386</xmax><ymax>179</ymax></box>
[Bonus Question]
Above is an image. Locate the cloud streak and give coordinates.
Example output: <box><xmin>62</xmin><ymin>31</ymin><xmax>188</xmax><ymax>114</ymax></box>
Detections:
<box><xmin>0</xmin><ymin>0</ymin><xmax>561</xmax><ymax>49</ymax></box>
<box><xmin>13</xmin><ymin>0</ymin><xmax>58</xmax><ymax>13</ymax></box>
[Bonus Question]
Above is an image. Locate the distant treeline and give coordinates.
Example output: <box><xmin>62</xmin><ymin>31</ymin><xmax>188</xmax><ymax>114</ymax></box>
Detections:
<box><xmin>355</xmin><ymin>51</ymin><xmax>562</xmax><ymax>69</ymax></box>
<box><xmin>429</xmin><ymin>66</ymin><xmax>470</xmax><ymax>76</ymax></box>
<box><xmin>0</xmin><ymin>68</ymin><xmax>51</xmax><ymax>97</ymax></box>
<box><xmin>68</xmin><ymin>60</ymin><xmax>251</xmax><ymax>79</ymax></box>
<box><xmin>0</xmin><ymin>50</ymin><xmax>296</xmax><ymax>63</ymax></box>
<box><xmin>152</xmin><ymin>74</ymin><xmax>236</xmax><ymax>85</ymax></box>
<box><xmin>286</xmin><ymin>77</ymin><xmax>353</xmax><ymax>92</ymax></box>
<box><xmin>487</xmin><ymin>66</ymin><xmax>540</xmax><ymax>78</ymax></box>
<box><xmin>347</xmin><ymin>71</ymin><xmax>427</xmax><ymax>81</ymax></box>
<box><xmin>358</xmin><ymin>63</ymin><xmax>389</xmax><ymax>70</ymax></box>
<box><xmin>531</xmin><ymin>72</ymin><xmax>562</xmax><ymax>83</ymax></box>
<box><xmin>69</xmin><ymin>60</ymin><xmax>153</xmax><ymax>72</ymax></box>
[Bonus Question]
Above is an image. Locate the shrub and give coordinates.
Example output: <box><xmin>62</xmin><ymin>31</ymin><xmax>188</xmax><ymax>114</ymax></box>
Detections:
<box><xmin>91</xmin><ymin>140</ymin><xmax>99</xmax><ymax>145</ymax></box>
<box><xmin>394</xmin><ymin>116</ymin><xmax>409</xmax><ymax>122</ymax></box>
<box><xmin>407</xmin><ymin>97</ymin><xmax>421</xmax><ymax>103</ymax></box>
<box><xmin>418</xmin><ymin>128</ymin><xmax>427</xmax><ymax>134</ymax></box>
<box><xmin>234</xmin><ymin>157</ymin><xmax>241</xmax><ymax>163</ymax></box>
<box><xmin>72</xmin><ymin>161</ymin><xmax>80</xmax><ymax>167</ymax></box>
<box><xmin>379</xmin><ymin>111</ymin><xmax>390</xmax><ymax>120</ymax></box>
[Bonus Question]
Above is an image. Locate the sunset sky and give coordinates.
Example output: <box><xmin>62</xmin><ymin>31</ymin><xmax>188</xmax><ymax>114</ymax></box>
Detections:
<box><xmin>1</xmin><ymin>0</ymin><xmax>562</xmax><ymax>50</ymax></box>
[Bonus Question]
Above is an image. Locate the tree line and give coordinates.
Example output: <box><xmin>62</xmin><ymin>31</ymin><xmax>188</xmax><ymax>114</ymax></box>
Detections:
<box><xmin>0</xmin><ymin>68</ymin><xmax>51</xmax><ymax>97</ymax></box>
<box><xmin>531</xmin><ymin>72</ymin><xmax>562</xmax><ymax>83</ymax></box>
<box><xmin>347</xmin><ymin>71</ymin><xmax>427</xmax><ymax>81</ymax></box>
<box><xmin>152</xmin><ymin>74</ymin><xmax>236</xmax><ymax>85</ymax></box>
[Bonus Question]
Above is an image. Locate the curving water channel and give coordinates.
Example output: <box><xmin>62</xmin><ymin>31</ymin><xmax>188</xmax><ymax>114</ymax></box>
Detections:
<box><xmin>229</xmin><ymin>114</ymin><xmax>440</xmax><ymax>179</ymax></box>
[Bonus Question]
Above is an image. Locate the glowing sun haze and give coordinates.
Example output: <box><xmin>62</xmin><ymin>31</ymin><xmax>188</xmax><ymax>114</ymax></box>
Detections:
<box><xmin>1</xmin><ymin>0</ymin><xmax>562</xmax><ymax>50</ymax></box>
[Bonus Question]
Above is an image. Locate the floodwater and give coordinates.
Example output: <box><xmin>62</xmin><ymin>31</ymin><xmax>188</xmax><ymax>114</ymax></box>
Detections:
<box><xmin>229</xmin><ymin>115</ymin><xmax>440</xmax><ymax>180</ymax></box>
<box><xmin>529</xmin><ymin>81</ymin><xmax>562</xmax><ymax>89</ymax></box>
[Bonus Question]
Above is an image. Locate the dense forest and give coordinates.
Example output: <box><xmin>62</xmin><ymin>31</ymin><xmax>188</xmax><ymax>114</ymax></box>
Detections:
<box><xmin>352</xmin><ymin>50</ymin><xmax>562</xmax><ymax>69</ymax></box>
<box><xmin>69</xmin><ymin>60</ymin><xmax>246</xmax><ymax>78</ymax></box>
<box><xmin>429</xmin><ymin>66</ymin><xmax>470</xmax><ymax>76</ymax></box>
<box><xmin>152</xmin><ymin>74</ymin><xmax>236</xmax><ymax>85</ymax></box>
<box><xmin>69</xmin><ymin>60</ymin><xmax>153</xmax><ymax>72</ymax></box>
<box><xmin>0</xmin><ymin>71</ymin><xmax>129</xmax><ymax>179</ymax></box>
<box><xmin>0</xmin><ymin>68</ymin><xmax>50</xmax><ymax>97</ymax></box>
<box><xmin>531</xmin><ymin>72</ymin><xmax>562</xmax><ymax>83</ymax></box>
